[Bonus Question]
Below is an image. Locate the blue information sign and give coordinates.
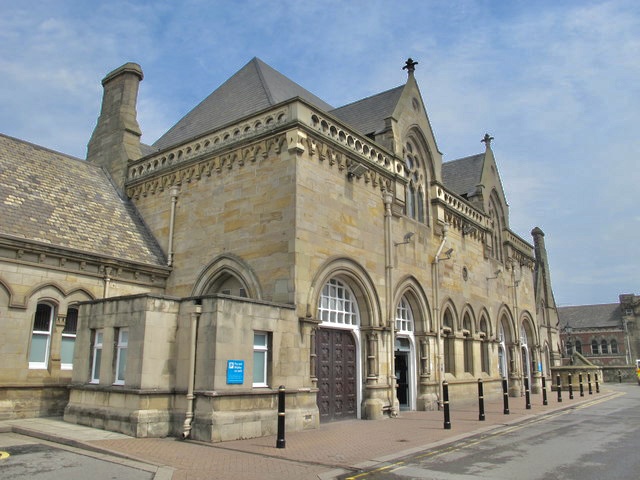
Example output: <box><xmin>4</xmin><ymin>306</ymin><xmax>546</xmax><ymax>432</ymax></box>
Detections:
<box><xmin>227</xmin><ymin>360</ymin><xmax>244</xmax><ymax>384</ymax></box>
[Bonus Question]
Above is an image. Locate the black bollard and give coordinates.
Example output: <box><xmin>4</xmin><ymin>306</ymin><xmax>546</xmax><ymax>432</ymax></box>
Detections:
<box><xmin>502</xmin><ymin>378</ymin><xmax>510</xmax><ymax>414</ymax></box>
<box><xmin>568</xmin><ymin>373</ymin><xmax>573</xmax><ymax>400</ymax></box>
<box><xmin>579</xmin><ymin>373</ymin><xmax>584</xmax><ymax>397</ymax></box>
<box><xmin>276</xmin><ymin>385</ymin><xmax>286</xmax><ymax>448</ymax></box>
<box><xmin>478</xmin><ymin>378</ymin><xmax>485</xmax><ymax>421</ymax></box>
<box><xmin>542</xmin><ymin>376</ymin><xmax>548</xmax><ymax>406</ymax></box>
<box><xmin>556</xmin><ymin>374</ymin><xmax>562</xmax><ymax>403</ymax></box>
<box><xmin>443</xmin><ymin>381</ymin><xmax>451</xmax><ymax>429</ymax></box>
<box><xmin>524</xmin><ymin>376</ymin><xmax>531</xmax><ymax>409</ymax></box>
<box><xmin>595</xmin><ymin>373</ymin><xmax>600</xmax><ymax>393</ymax></box>
<box><xmin>588</xmin><ymin>373</ymin><xmax>593</xmax><ymax>395</ymax></box>
<box><xmin>618</xmin><ymin>370</ymin><xmax>622</xmax><ymax>383</ymax></box>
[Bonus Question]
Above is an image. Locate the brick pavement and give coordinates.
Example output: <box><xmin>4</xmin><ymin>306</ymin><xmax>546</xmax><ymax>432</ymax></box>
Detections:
<box><xmin>86</xmin><ymin>389</ymin><xmax>617</xmax><ymax>480</ymax></box>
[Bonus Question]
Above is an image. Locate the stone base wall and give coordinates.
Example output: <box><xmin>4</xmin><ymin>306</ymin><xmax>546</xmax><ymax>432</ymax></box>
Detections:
<box><xmin>0</xmin><ymin>385</ymin><xmax>70</xmax><ymax>420</ymax></box>
<box><xmin>186</xmin><ymin>390</ymin><xmax>319</xmax><ymax>442</ymax></box>
<box><xmin>64</xmin><ymin>387</ymin><xmax>175</xmax><ymax>437</ymax></box>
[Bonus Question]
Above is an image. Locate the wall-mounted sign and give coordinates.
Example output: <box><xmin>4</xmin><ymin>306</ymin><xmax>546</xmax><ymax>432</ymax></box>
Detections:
<box><xmin>227</xmin><ymin>360</ymin><xmax>244</xmax><ymax>384</ymax></box>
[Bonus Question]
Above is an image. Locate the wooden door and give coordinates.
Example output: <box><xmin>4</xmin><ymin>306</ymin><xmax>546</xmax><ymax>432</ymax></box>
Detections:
<box><xmin>316</xmin><ymin>328</ymin><xmax>357</xmax><ymax>422</ymax></box>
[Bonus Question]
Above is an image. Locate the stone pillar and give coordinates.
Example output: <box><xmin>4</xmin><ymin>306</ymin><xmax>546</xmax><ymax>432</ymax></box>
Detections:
<box><xmin>49</xmin><ymin>314</ymin><xmax>66</xmax><ymax>373</ymax></box>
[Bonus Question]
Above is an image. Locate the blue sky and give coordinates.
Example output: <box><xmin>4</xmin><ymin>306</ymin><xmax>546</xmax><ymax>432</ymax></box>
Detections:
<box><xmin>1</xmin><ymin>0</ymin><xmax>638</xmax><ymax>306</ymax></box>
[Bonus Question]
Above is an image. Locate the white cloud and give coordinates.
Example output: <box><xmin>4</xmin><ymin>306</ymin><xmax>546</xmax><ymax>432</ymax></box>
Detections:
<box><xmin>0</xmin><ymin>0</ymin><xmax>637</xmax><ymax>305</ymax></box>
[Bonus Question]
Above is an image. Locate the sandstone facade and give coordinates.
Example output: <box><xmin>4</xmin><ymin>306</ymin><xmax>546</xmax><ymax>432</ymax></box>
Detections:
<box><xmin>0</xmin><ymin>58</ymin><xmax>562</xmax><ymax>440</ymax></box>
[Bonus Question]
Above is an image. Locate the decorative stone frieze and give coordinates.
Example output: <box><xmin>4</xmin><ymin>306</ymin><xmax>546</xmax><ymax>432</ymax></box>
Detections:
<box><xmin>126</xmin><ymin>134</ymin><xmax>287</xmax><ymax>199</ymax></box>
<box><xmin>308</xmin><ymin>112</ymin><xmax>403</xmax><ymax>178</ymax></box>
<box><xmin>127</xmin><ymin>106</ymin><xmax>291</xmax><ymax>183</ymax></box>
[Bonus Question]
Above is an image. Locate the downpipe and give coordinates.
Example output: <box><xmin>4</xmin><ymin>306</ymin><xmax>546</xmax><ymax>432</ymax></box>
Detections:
<box><xmin>432</xmin><ymin>223</ymin><xmax>449</xmax><ymax>409</ymax></box>
<box><xmin>182</xmin><ymin>303</ymin><xmax>201</xmax><ymax>439</ymax></box>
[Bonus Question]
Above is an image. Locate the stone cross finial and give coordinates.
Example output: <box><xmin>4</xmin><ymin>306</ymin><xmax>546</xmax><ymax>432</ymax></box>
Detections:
<box><xmin>481</xmin><ymin>133</ymin><xmax>494</xmax><ymax>149</ymax></box>
<box><xmin>403</xmin><ymin>58</ymin><xmax>418</xmax><ymax>75</ymax></box>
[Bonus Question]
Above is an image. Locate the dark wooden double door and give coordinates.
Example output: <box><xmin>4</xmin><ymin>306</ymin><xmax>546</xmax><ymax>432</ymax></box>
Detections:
<box><xmin>316</xmin><ymin>328</ymin><xmax>357</xmax><ymax>422</ymax></box>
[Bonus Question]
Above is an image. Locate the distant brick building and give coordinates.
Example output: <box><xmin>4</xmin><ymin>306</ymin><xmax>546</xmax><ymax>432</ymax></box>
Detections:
<box><xmin>558</xmin><ymin>294</ymin><xmax>640</xmax><ymax>376</ymax></box>
<box><xmin>1</xmin><ymin>58</ymin><xmax>562</xmax><ymax>441</ymax></box>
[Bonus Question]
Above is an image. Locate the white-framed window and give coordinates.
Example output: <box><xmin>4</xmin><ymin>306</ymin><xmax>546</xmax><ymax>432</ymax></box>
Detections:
<box><xmin>253</xmin><ymin>332</ymin><xmax>269</xmax><ymax>387</ymax></box>
<box><xmin>114</xmin><ymin>328</ymin><xmax>128</xmax><ymax>385</ymax></box>
<box><xmin>61</xmin><ymin>307</ymin><xmax>78</xmax><ymax>370</ymax></box>
<box><xmin>29</xmin><ymin>303</ymin><xmax>54</xmax><ymax>369</ymax></box>
<box><xmin>443</xmin><ymin>310</ymin><xmax>455</xmax><ymax>374</ymax></box>
<box><xmin>611</xmin><ymin>339</ymin><xmax>618</xmax><ymax>354</ymax></box>
<box><xmin>479</xmin><ymin>317</ymin><xmax>490</xmax><ymax>374</ymax></box>
<box><xmin>318</xmin><ymin>278</ymin><xmax>359</xmax><ymax>325</ymax></box>
<box><xmin>90</xmin><ymin>329</ymin><xmax>104</xmax><ymax>383</ymax></box>
<box><xmin>396</xmin><ymin>297</ymin><xmax>414</xmax><ymax>333</ymax></box>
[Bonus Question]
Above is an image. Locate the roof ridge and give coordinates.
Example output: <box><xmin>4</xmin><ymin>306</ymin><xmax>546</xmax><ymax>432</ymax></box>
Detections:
<box><xmin>251</xmin><ymin>57</ymin><xmax>275</xmax><ymax>105</ymax></box>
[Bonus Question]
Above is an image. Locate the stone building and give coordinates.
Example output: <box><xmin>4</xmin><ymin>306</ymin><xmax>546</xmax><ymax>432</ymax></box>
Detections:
<box><xmin>0</xmin><ymin>58</ymin><xmax>562</xmax><ymax>441</ymax></box>
<box><xmin>558</xmin><ymin>294</ymin><xmax>640</xmax><ymax>376</ymax></box>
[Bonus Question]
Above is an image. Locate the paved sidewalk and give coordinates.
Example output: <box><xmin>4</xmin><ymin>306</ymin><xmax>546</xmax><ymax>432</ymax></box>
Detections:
<box><xmin>0</xmin><ymin>387</ymin><xmax>619</xmax><ymax>480</ymax></box>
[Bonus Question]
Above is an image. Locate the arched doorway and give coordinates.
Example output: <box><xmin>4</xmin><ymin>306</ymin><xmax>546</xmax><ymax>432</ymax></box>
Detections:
<box><xmin>498</xmin><ymin>317</ymin><xmax>510</xmax><ymax>380</ymax></box>
<box><xmin>521</xmin><ymin>328</ymin><xmax>531</xmax><ymax>385</ymax></box>
<box><xmin>394</xmin><ymin>295</ymin><xmax>415</xmax><ymax>410</ymax></box>
<box><xmin>316</xmin><ymin>278</ymin><xmax>359</xmax><ymax>422</ymax></box>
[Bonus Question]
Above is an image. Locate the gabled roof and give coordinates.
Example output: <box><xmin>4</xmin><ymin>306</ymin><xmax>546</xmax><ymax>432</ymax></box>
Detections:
<box><xmin>557</xmin><ymin>303</ymin><xmax>623</xmax><ymax>329</ymax></box>
<box><xmin>442</xmin><ymin>153</ymin><xmax>485</xmax><ymax>197</ymax></box>
<box><xmin>330</xmin><ymin>86</ymin><xmax>404</xmax><ymax>136</ymax></box>
<box><xmin>153</xmin><ymin>57</ymin><xmax>333</xmax><ymax>151</ymax></box>
<box><xmin>0</xmin><ymin>134</ymin><xmax>166</xmax><ymax>266</ymax></box>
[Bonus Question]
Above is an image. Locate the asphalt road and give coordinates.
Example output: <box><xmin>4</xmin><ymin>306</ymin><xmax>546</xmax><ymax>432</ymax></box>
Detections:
<box><xmin>0</xmin><ymin>432</ymin><xmax>154</xmax><ymax>480</ymax></box>
<box><xmin>343</xmin><ymin>383</ymin><xmax>640</xmax><ymax>480</ymax></box>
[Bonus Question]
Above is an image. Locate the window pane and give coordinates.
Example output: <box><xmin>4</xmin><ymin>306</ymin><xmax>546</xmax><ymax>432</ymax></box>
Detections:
<box><xmin>63</xmin><ymin>309</ymin><xmax>78</xmax><ymax>334</ymax></box>
<box><xmin>253</xmin><ymin>351</ymin><xmax>266</xmax><ymax>384</ymax></box>
<box><xmin>254</xmin><ymin>333</ymin><xmax>267</xmax><ymax>348</ymax></box>
<box><xmin>92</xmin><ymin>349</ymin><xmax>102</xmax><ymax>381</ymax></box>
<box><xmin>117</xmin><ymin>347</ymin><xmax>127</xmax><ymax>381</ymax></box>
<box><xmin>29</xmin><ymin>334</ymin><xmax>48</xmax><ymax>363</ymax></box>
<box><xmin>33</xmin><ymin>304</ymin><xmax>52</xmax><ymax>332</ymax></box>
<box><xmin>119</xmin><ymin>329</ymin><xmax>129</xmax><ymax>345</ymax></box>
<box><xmin>61</xmin><ymin>337</ymin><xmax>75</xmax><ymax>365</ymax></box>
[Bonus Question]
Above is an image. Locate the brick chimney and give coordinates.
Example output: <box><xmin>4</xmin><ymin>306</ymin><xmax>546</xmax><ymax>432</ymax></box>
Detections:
<box><xmin>87</xmin><ymin>62</ymin><xmax>144</xmax><ymax>191</ymax></box>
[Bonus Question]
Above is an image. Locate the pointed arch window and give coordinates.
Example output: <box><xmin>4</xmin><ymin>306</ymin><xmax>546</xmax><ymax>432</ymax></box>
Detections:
<box><xmin>575</xmin><ymin>340</ymin><xmax>583</xmax><ymax>354</ymax></box>
<box><xmin>395</xmin><ymin>296</ymin><xmax>414</xmax><ymax>333</ymax></box>
<box><xmin>600</xmin><ymin>340</ymin><xmax>608</xmax><ymax>354</ymax></box>
<box><xmin>591</xmin><ymin>339</ymin><xmax>599</xmax><ymax>355</ymax></box>
<box><xmin>488</xmin><ymin>195</ymin><xmax>504</xmax><ymax>262</ymax></box>
<box><xmin>479</xmin><ymin>317</ymin><xmax>490</xmax><ymax>374</ymax></box>
<box><xmin>61</xmin><ymin>307</ymin><xmax>78</xmax><ymax>370</ymax></box>
<box><xmin>443</xmin><ymin>310</ymin><xmax>455</xmax><ymax>374</ymax></box>
<box><xmin>404</xmin><ymin>139</ymin><xmax>428</xmax><ymax>224</ymax></box>
<box><xmin>463</xmin><ymin>313</ymin><xmax>473</xmax><ymax>374</ymax></box>
<box><xmin>318</xmin><ymin>278</ymin><xmax>359</xmax><ymax>325</ymax></box>
<box><xmin>29</xmin><ymin>303</ymin><xmax>55</xmax><ymax>369</ymax></box>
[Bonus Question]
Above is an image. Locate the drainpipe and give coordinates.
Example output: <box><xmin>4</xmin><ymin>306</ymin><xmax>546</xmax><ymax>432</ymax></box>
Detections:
<box><xmin>182</xmin><ymin>302</ymin><xmax>201</xmax><ymax>439</ymax></box>
<box><xmin>383</xmin><ymin>191</ymin><xmax>397</xmax><ymax>417</ymax></box>
<box><xmin>432</xmin><ymin>224</ymin><xmax>449</xmax><ymax>408</ymax></box>
<box><xmin>167</xmin><ymin>186</ymin><xmax>180</xmax><ymax>267</ymax></box>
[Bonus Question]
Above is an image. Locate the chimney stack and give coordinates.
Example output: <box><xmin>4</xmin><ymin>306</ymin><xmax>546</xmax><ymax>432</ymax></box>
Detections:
<box><xmin>87</xmin><ymin>62</ymin><xmax>144</xmax><ymax>191</ymax></box>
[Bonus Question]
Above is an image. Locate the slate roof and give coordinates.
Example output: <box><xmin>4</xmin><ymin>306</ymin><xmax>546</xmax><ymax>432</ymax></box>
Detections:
<box><xmin>330</xmin><ymin>86</ymin><xmax>404</xmax><ymax>137</ymax></box>
<box><xmin>557</xmin><ymin>304</ymin><xmax>623</xmax><ymax>330</ymax></box>
<box><xmin>442</xmin><ymin>153</ymin><xmax>485</xmax><ymax>197</ymax></box>
<box><xmin>0</xmin><ymin>133</ymin><xmax>166</xmax><ymax>266</ymax></box>
<box><xmin>153</xmin><ymin>57</ymin><xmax>334</xmax><ymax>151</ymax></box>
